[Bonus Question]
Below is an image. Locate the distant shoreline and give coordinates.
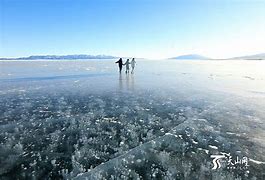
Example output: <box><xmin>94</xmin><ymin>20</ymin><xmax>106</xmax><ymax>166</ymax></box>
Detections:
<box><xmin>0</xmin><ymin>58</ymin><xmax>117</xmax><ymax>61</ymax></box>
<box><xmin>1</xmin><ymin>53</ymin><xmax>264</xmax><ymax>61</ymax></box>
<box><xmin>0</xmin><ymin>59</ymin><xmax>264</xmax><ymax>62</ymax></box>
<box><xmin>0</xmin><ymin>55</ymin><xmax>118</xmax><ymax>61</ymax></box>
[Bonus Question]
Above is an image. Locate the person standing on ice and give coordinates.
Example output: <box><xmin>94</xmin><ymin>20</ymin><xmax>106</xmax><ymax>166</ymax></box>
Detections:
<box><xmin>115</xmin><ymin>58</ymin><xmax>123</xmax><ymax>73</ymax></box>
<box><xmin>123</xmin><ymin>59</ymin><xmax>130</xmax><ymax>74</ymax></box>
<box><xmin>131</xmin><ymin>58</ymin><xmax>136</xmax><ymax>74</ymax></box>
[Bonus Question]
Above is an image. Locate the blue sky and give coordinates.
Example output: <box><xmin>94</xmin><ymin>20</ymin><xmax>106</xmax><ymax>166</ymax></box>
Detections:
<box><xmin>0</xmin><ymin>0</ymin><xmax>265</xmax><ymax>59</ymax></box>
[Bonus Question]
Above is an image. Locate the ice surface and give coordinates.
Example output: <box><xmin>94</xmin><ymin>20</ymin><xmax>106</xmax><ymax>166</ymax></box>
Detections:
<box><xmin>0</xmin><ymin>59</ymin><xmax>265</xmax><ymax>179</ymax></box>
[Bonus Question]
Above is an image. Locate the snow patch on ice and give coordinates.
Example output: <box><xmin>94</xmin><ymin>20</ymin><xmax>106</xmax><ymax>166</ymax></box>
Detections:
<box><xmin>208</xmin><ymin>145</ymin><xmax>218</xmax><ymax>150</ymax></box>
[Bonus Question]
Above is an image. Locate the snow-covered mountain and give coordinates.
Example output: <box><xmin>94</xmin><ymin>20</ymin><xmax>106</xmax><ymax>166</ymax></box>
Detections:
<box><xmin>0</xmin><ymin>54</ymin><xmax>117</xmax><ymax>60</ymax></box>
<box><xmin>169</xmin><ymin>54</ymin><xmax>210</xmax><ymax>60</ymax></box>
<box><xmin>231</xmin><ymin>53</ymin><xmax>265</xmax><ymax>60</ymax></box>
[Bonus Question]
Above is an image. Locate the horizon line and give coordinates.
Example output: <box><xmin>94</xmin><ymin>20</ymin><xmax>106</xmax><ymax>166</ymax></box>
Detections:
<box><xmin>0</xmin><ymin>52</ymin><xmax>265</xmax><ymax>60</ymax></box>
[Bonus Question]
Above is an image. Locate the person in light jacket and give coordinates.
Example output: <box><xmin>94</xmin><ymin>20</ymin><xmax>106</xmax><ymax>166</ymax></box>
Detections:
<box><xmin>123</xmin><ymin>59</ymin><xmax>130</xmax><ymax>74</ymax></box>
<box><xmin>131</xmin><ymin>58</ymin><xmax>136</xmax><ymax>74</ymax></box>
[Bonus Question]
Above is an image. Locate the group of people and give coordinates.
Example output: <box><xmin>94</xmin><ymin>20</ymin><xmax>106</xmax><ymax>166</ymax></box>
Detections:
<box><xmin>115</xmin><ymin>58</ymin><xmax>136</xmax><ymax>74</ymax></box>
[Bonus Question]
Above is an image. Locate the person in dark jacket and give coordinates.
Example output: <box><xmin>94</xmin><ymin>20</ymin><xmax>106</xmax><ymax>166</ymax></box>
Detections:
<box><xmin>115</xmin><ymin>58</ymin><xmax>123</xmax><ymax>73</ymax></box>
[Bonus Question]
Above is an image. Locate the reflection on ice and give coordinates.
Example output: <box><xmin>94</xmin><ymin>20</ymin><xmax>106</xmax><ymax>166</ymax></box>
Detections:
<box><xmin>119</xmin><ymin>74</ymin><xmax>135</xmax><ymax>91</ymax></box>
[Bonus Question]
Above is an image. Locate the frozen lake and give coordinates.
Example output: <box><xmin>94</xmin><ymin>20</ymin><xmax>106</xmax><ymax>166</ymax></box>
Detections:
<box><xmin>0</xmin><ymin>59</ymin><xmax>265</xmax><ymax>179</ymax></box>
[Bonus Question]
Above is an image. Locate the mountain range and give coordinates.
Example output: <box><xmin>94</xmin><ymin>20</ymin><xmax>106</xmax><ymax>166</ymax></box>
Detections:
<box><xmin>230</xmin><ymin>53</ymin><xmax>265</xmax><ymax>60</ymax></box>
<box><xmin>0</xmin><ymin>53</ymin><xmax>265</xmax><ymax>60</ymax></box>
<box><xmin>170</xmin><ymin>53</ymin><xmax>265</xmax><ymax>60</ymax></box>
<box><xmin>0</xmin><ymin>54</ymin><xmax>117</xmax><ymax>60</ymax></box>
<box><xmin>169</xmin><ymin>54</ymin><xmax>210</xmax><ymax>60</ymax></box>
